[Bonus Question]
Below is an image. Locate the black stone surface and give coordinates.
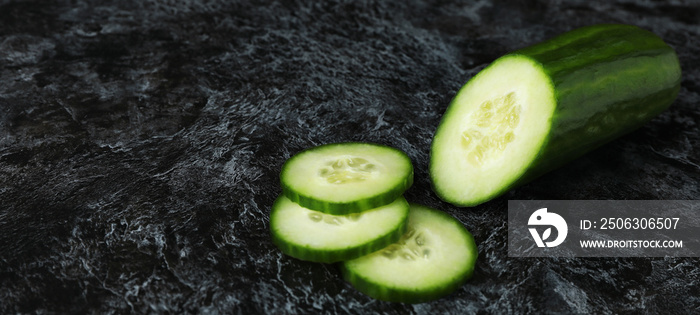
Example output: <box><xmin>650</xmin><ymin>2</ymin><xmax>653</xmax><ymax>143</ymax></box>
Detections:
<box><xmin>1</xmin><ymin>0</ymin><xmax>699</xmax><ymax>313</ymax></box>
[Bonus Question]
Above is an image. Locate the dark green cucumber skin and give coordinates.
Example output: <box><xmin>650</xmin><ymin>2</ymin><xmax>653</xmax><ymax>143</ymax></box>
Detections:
<box><xmin>513</xmin><ymin>24</ymin><xmax>681</xmax><ymax>186</ymax></box>
<box><xmin>281</xmin><ymin>142</ymin><xmax>414</xmax><ymax>215</ymax></box>
<box><xmin>341</xmin><ymin>205</ymin><xmax>478</xmax><ymax>304</ymax></box>
<box><xmin>270</xmin><ymin>196</ymin><xmax>409</xmax><ymax>263</ymax></box>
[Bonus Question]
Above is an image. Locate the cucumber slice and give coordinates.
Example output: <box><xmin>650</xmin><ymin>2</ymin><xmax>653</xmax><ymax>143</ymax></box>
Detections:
<box><xmin>270</xmin><ymin>195</ymin><xmax>409</xmax><ymax>263</ymax></box>
<box><xmin>431</xmin><ymin>24</ymin><xmax>681</xmax><ymax>206</ymax></box>
<box><xmin>341</xmin><ymin>203</ymin><xmax>477</xmax><ymax>303</ymax></box>
<box><xmin>281</xmin><ymin>142</ymin><xmax>413</xmax><ymax>214</ymax></box>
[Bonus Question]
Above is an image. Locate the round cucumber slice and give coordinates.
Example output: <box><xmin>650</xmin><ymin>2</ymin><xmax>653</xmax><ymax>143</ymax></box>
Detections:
<box><xmin>341</xmin><ymin>203</ymin><xmax>478</xmax><ymax>303</ymax></box>
<box><xmin>270</xmin><ymin>195</ymin><xmax>409</xmax><ymax>263</ymax></box>
<box><xmin>281</xmin><ymin>142</ymin><xmax>413</xmax><ymax>214</ymax></box>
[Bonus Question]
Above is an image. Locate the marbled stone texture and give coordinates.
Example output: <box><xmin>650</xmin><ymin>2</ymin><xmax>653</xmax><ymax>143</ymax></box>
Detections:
<box><xmin>1</xmin><ymin>0</ymin><xmax>699</xmax><ymax>313</ymax></box>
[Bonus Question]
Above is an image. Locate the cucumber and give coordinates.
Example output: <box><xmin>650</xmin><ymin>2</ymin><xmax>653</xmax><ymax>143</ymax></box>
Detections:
<box><xmin>341</xmin><ymin>203</ymin><xmax>477</xmax><ymax>303</ymax></box>
<box><xmin>430</xmin><ymin>24</ymin><xmax>682</xmax><ymax>206</ymax></box>
<box><xmin>281</xmin><ymin>142</ymin><xmax>413</xmax><ymax>214</ymax></box>
<box><xmin>270</xmin><ymin>195</ymin><xmax>409</xmax><ymax>263</ymax></box>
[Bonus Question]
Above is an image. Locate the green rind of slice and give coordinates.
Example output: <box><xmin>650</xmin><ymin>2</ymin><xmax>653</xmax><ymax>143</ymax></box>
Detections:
<box><xmin>270</xmin><ymin>196</ymin><xmax>409</xmax><ymax>263</ymax></box>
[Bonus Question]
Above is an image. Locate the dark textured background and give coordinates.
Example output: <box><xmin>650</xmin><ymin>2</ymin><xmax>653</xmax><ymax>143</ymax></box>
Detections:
<box><xmin>1</xmin><ymin>0</ymin><xmax>699</xmax><ymax>313</ymax></box>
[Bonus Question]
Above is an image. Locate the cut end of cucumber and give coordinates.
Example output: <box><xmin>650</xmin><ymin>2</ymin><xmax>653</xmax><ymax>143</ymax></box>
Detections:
<box><xmin>430</xmin><ymin>55</ymin><xmax>556</xmax><ymax>206</ymax></box>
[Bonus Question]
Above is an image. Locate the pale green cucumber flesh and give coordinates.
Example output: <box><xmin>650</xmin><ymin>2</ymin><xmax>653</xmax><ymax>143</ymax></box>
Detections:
<box><xmin>270</xmin><ymin>195</ymin><xmax>409</xmax><ymax>263</ymax></box>
<box><xmin>341</xmin><ymin>203</ymin><xmax>478</xmax><ymax>303</ymax></box>
<box><xmin>281</xmin><ymin>142</ymin><xmax>413</xmax><ymax>214</ymax></box>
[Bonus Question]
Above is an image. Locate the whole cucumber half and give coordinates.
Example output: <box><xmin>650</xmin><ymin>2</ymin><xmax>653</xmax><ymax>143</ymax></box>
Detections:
<box><xmin>430</xmin><ymin>24</ymin><xmax>682</xmax><ymax>206</ymax></box>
